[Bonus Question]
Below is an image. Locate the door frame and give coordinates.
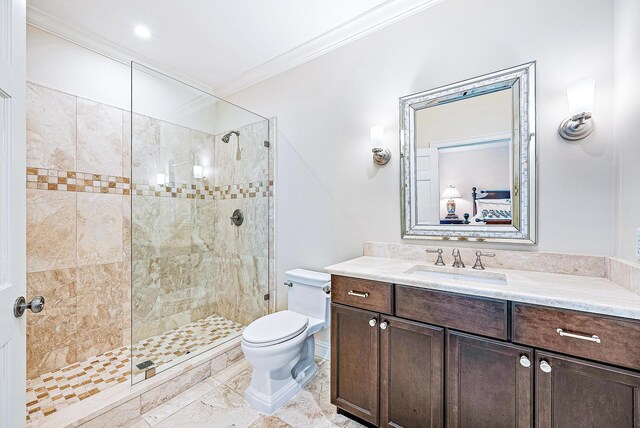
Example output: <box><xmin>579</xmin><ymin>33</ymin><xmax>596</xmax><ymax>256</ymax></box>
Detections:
<box><xmin>0</xmin><ymin>0</ymin><xmax>27</xmax><ymax>427</ymax></box>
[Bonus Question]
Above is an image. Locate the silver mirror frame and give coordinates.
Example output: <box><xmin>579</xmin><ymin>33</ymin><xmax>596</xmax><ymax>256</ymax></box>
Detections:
<box><xmin>400</xmin><ymin>62</ymin><xmax>537</xmax><ymax>244</ymax></box>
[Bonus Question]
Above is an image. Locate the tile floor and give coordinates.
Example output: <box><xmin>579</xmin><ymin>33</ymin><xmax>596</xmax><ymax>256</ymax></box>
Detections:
<box><xmin>132</xmin><ymin>357</ymin><xmax>365</xmax><ymax>428</ymax></box>
<box><xmin>131</xmin><ymin>315</ymin><xmax>243</xmax><ymax>378</ymax></box>
<box><xmin>26</xmin><ymin>314</ymin><xmax>243</xmax><ymax>424</ymax></box>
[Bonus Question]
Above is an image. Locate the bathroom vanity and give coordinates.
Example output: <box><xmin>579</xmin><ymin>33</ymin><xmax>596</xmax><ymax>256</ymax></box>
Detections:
<box><xmin>326</xmin><ymin>256</ymin><xmax>640</xmax><ymax>428</ymax></box>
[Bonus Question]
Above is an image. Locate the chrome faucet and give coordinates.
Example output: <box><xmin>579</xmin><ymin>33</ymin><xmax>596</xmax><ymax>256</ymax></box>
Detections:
<box><xmin>452</xmin><ymin>249</ymin><xmax>465</xmax><ymax>268</ymax></box>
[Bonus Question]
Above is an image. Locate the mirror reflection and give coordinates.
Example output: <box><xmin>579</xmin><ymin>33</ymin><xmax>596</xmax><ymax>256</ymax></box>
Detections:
<box><xmin>414</xmin><ymin>89</ymin><xmax>515</xmax><ymax>226</ymax></box>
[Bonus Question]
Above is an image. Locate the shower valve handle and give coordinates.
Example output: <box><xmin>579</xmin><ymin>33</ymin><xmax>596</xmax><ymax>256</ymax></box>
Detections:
<box><xmin>230</xmin><ymin>209</ymin><xmax>244</xmax><ymax>226</ymax></box>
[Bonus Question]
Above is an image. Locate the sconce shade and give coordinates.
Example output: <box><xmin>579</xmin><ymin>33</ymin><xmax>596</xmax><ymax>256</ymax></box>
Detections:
<box><xmin>567</xmin><ymin>78</ymin><xmax>595</xmax><ymax>116</ymax></box>
<box><xmin>370</xmin><ymin>125</ymin><xmax>384</xmax><ymax>148</ymax></box>
<box><xmin>442</xmin><ymin>185</ymin><xmax>461</xmax><ymax>199</ymax></box>
<box><xmin>156</xmin><ymin>173</ymin><xmax>166</xmax><ymax>185</ymax></box>
<box><xmin>370</xmin><ymin>124</ymin><xmax>390</xmax><ymax>165</ymax></box>
<box><xmin>559</xmin><ymin>78</ymin><xmax>596</xmax><ymax>141</ymax></box>
<box><xmin>193</xmin><ymin>165</ymin><xmax>203</xmax><ymax>179</ymax></box>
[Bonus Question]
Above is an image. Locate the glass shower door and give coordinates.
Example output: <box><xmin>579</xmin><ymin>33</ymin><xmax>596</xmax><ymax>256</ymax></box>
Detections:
<box><xmin>130</xmin><ymin>63</ymin><xmax>270</xmax><ymax>383</ymax></box>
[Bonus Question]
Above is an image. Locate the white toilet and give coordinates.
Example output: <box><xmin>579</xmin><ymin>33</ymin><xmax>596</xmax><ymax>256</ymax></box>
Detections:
<box><xmin>241</xmin><ymin>269</ymin><xmax>331</xmax><ymax>414</ymax></box>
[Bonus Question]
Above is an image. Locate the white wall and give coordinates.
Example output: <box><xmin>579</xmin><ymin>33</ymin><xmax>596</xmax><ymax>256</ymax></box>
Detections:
<box><xmin>26</xmin><ymin>26</ymin><xmax>266</xmax><ymax>135</ymax></box>
<box><xmin>226</xmin><ymin>0</ymin><xmax>616</xmax><ymax>311</ymax></box>
<box><xmin>614</xmin><ymin>0</ymin><xmax>640</xmax><ymax>262</ymax></box>
<box><xmin>27</xmin><ymin>26</ymin><xmax>130</xmax><ymax>109</ymax></box>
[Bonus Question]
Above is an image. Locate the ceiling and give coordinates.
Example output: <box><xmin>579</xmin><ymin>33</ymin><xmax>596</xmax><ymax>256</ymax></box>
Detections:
<box><xmin>26</xmin><ymin>0</ymin><xmax>443</xmax><ymax>96</ymax></box>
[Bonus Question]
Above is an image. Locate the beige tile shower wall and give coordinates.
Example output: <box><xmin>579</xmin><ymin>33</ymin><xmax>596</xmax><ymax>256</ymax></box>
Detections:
<box><xmin>131</xmin><ymin>119</ymin><xmax>271</xmax><ymax>342</ymax></box>
<box><xmin>26</xmin><ymin>82</ymin><xmax>274</xmax><ymax>377</ymax></box>
<box><xmin>212</xmin><ymin>120</ymin><xmax>270</xmax><ymax>326</ymax></box>
<box><xmin>26</xmin><ymin>83</ymin><xmax>130</xmax><ymax>379</ymax></box>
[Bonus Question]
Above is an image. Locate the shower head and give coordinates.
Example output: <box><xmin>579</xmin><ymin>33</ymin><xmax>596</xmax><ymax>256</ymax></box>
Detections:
<box><xmin>221</xmin><ymin>130</ymin><xmax>240</xmax><ymax>143</ymax></box>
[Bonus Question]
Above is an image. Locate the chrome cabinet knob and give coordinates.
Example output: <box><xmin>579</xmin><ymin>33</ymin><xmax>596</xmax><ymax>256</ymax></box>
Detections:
<box><xmin>369</xmin><ymin>318</ymin><xmax>377</xmax><ymax>327</ymax></box>
<box><xmin>13</xmin><ymin>296</ymin><xmax>45</xmax><ymax>318</ymax></box>
<box><xmin>519</xmin><ymin>355</ymin><xmax>531</xmax><ymax>368</ymax></box>
<box><xmin>540</xmin><ymin>360</ymin><xmax>552</xmax><ymax>373</ymax></box>
<box><xmin>380</xmin><ymin>321</ymin><xmax>389</xmax><ymax>330</ymax></box>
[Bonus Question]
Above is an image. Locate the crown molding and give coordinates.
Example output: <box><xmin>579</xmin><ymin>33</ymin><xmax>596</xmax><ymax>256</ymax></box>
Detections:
<box><xmin>26</xmin><ymin>5</ymin><xmax>218</xmax><ymax>95</ymax></box>
<box><xmin>27</xmin><ymin>0</ymin><xmax>446</xmax><ymax>99</ymax></box>
<box><xmin>214</xmin><ymin>0</ymin><xmax>446</xmax><ymax>96</ymax></box>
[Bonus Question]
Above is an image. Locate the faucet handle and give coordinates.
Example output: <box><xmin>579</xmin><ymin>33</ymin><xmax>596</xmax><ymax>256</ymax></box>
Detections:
<box><xmin>473</xmin><ymin>251</ymin><xmax>495</xmax><ymax>270</ymax></box>
<box><xmin>426</xmin><ymin>249</ymin><xmax>445</xmax><ymax>266</ymax></box>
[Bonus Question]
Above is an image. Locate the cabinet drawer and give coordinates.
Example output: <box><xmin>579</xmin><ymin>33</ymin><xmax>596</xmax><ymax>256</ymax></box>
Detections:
<box><xmin>331</xmin><ymin>275</ymin><xmax>393</xmax><ymax>314</ymax></box>
<box><xmin>512</xmin><ymin>303</ymin><xmax>640</xmax><ymax>370</ymax></box>
<box><xmin>395</xmin><ymin>285</ymin><xmax>508</xmax><ymax>340</ymax></box>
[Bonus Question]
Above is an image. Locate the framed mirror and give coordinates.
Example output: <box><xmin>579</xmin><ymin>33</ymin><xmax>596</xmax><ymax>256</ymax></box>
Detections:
<box><xmin>400</xmin><ymin>62</ymin><xmax>536</xmax><ymax>243</ymax></box>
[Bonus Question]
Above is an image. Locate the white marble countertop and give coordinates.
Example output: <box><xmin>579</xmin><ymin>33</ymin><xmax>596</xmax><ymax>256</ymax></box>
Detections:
<box><xmin>325</xmin><ymin>256</ymin><xmax>640</xmax><ymax>320</ymax></box>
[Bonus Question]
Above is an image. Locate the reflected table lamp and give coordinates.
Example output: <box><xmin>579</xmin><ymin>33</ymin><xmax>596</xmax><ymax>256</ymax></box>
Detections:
<box><xmin>442</xmin><ymin>185</ymin><xmax>462</xmax><ymax>219</ymax></box>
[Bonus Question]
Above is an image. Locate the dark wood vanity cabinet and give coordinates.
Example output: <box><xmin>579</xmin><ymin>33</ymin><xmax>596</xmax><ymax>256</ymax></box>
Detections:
<box><xmin>447</xmin><ymin>332</ymin><xmax>533</xmax><ymax>428</ymax></box>
<box><xmin>331</xmin><ymin>303</ymin><xmax>444</xmax><ymax>427</ymax></box>
<box><xmin>380</xmin><ymin>316</ymin><xmax>444</xmax><ymax>428</ymax></box>
<box><xmin>331</xmin><ymin>304</ymin><xmax>380</xmax><ymax>424</ymax></box>
<box><xmin>330</xmin><ymin>275</ymin><xmax>640</xmax><ymax>428</ymax></box>
<box><xmin>535</xmin><ymin>351</ymin><xmax>640</xmax><ymax>428</ymax></box>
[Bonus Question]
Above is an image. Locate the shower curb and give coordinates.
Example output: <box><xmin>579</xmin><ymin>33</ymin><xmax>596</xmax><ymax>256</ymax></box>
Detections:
<box><xmin>27</xmin><ymin>337</ymin><xmax>243</xmax><ymax>428</ymax></box>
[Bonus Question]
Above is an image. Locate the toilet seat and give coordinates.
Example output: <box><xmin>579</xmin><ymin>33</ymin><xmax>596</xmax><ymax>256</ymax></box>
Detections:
<box><xmin>243</xmin><ymin>310</ymin><xmax>308</xmax><ymax>348</ymax></box>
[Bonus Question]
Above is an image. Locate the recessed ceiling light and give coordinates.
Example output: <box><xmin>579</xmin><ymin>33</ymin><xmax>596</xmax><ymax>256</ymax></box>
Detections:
<box><xmin>134</xmin><ymin>26</ymin><xmax>151</xmax><ymax>39</ymax></box>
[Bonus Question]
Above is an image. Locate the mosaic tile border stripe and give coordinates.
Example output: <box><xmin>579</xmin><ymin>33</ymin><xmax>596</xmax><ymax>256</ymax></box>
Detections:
<box><xmin>26</xmin><ymin>167</ymin><xmax>273</xmax><ymax>200</ymax></box>
<box><xmin>132</xmin><ymin>181</ymin><xmax>273</xmax><ymax>200</ymax></box>
<box><xmin>26</xmin><ymin>167</ymin><xmax>131</xmax><ymax>195</ymax></box>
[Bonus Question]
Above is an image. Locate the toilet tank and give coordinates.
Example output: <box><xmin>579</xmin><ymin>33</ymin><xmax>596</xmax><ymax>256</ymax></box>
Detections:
<box><xmin>285</xmin><ymin>269</ymin><xmax>330</xmax><ymax>322</ymax></box>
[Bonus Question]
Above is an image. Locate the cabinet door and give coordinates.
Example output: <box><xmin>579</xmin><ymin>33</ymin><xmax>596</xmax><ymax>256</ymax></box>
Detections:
<box><xmin>380</xmin><ymin>316</ymin><xmax>444</xmax><ymax>428</ymax></box>
<box><xmin>536</xmin><ymin>351</ymin><xmax>640</xmax><ymax>428</ymax></box>
<box><xmin>331</xmin><ymin>303</ymin><xmax>380</xmax><ymax>424</ymax></box>
<box><xmin>447</xmin><ymin>331</ymin><xmax>533</xmax><ymax>428</ymax></box>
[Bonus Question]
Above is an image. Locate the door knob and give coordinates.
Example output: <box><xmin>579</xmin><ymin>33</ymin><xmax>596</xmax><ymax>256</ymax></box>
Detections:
<box><xmin>379</xmin><ymin>321</ymin><xmax>389</xmax><ymax>330</ymax></box>
<box><xmin>539</xmin><ymin>360</ymin><xmax>552</xmax><ymax>373</ymax></box>
<box><xmin>14</xmin><ymin>296</ymin><xmax>45</xmax><ymax>318</ymax></box>
<box><xmin>369</xmin><ymin>318</ymin><xmax>377</xmax><ymax>327</ymax></box>
<box><xmin>519</xmin><ymin>355</ymin><xmax>531</xmax><ymax>368</ymax></box>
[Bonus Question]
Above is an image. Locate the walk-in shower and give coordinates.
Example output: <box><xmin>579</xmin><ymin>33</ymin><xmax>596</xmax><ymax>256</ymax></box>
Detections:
<box><xmin>130</xmin><ymin>63</ymin><xmax>271</xmax><ymax>383</ymax></box>
<box><xmin>24</xmin><ymin>59</ymin><xmax>272</xmax><ymax>424</ymax></box>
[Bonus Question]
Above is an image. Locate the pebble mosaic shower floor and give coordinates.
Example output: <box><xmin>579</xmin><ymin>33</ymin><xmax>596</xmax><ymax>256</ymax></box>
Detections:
<box><xmin>26</xmin><ymin>314</ymin><xmax>243</xmax><ymax>424</ymax></box>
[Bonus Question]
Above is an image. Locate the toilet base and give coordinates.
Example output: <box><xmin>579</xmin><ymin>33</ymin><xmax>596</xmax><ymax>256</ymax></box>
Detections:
<box><xmin>244</xmin><ymin>336</ymin><xmax>319</xmax><ymax>415</ymax></box>
<box><xmin>244</xmin><ymin>362</ymin><xmax>318</xmax><ymax>415</ymax></box>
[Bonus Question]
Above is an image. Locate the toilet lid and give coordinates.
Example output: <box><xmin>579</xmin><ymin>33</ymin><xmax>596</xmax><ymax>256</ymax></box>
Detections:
<box><xmin>243</xmin><ymin>310</ymin><xmax>308</xmax><ymax>347</ymax></box>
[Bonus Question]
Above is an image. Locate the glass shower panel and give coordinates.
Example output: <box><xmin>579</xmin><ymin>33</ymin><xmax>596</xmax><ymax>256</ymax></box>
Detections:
<box><xmin>130</xmin><ymin>63</ymin><xmax>270</xmax><ymax>383</ymax></box>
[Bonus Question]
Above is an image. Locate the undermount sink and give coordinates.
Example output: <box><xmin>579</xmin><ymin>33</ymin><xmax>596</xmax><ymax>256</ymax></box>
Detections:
<box><xmin>405</xmin><ymin>265</ymin><xmax>507</xmax><ymax>286</ymax></box>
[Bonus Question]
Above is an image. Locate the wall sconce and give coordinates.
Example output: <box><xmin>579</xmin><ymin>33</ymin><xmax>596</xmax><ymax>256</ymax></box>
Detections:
<box><xmin>442</xmin><ymin>185</ymin><xmax>462</xmax><ymax>219</ymax></box>
<box><xmin>193</xmin><ymin>165</ymin><xmax>204</xmax><ymax>180</ymax></box>
<box><xmin>156</xmin><ymin>173</ymin><xmax>166</xmax><ymax>186</ymax></box>
<box><xmin>558</xmin><ymin>78</ymin><xmax>595</xmax><ymax>141</ymax></box>
<box><xmin>370</xmin><ymin>125</ymin><xmax>391</xmax><ymax>166</ymax></box>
